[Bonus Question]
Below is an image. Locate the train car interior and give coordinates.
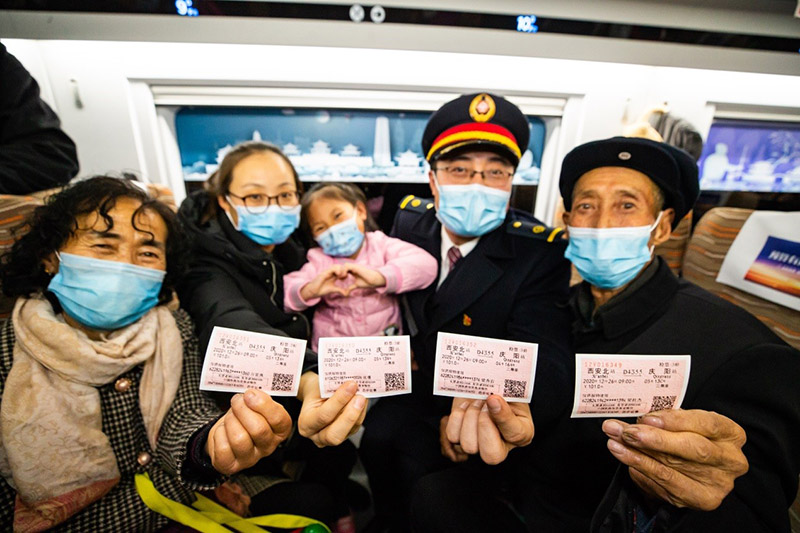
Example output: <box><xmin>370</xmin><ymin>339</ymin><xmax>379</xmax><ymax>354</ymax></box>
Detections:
<box><xmin>1</xmin><ymin>0</ymin><xmax>799</xmax><ymax>530</ymax></box>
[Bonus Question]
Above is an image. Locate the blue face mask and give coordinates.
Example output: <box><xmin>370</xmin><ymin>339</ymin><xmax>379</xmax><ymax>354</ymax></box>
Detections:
<box><xmin>228</xmin><ymin>200</ymin><xmax>301</xmax><ymax>246</ymax></box>
<box><xmin>435</xmin><ymin>181</ymin><xmax>511</xmax><ymax>238</ymax></box>
<box><xmin>315</xmin><ymin>213</ymin><xmax>365</xmax><ymax>257</ymax></box>
<box><xmin>564</xmin><ymin>213</ymin><xmax>663</xmax><ymax>289</ymax></box>
<box><xmin>47</xmin><ymin>252</ymin><xmax>166</xmax><ymax>330</ymax></box>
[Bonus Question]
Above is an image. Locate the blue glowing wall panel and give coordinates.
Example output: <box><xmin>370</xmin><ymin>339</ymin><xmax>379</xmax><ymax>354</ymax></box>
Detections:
<box><xmin>174</xmin><ymin>106</ymin><xmax>545</xmax><ymax>184</ymax></box>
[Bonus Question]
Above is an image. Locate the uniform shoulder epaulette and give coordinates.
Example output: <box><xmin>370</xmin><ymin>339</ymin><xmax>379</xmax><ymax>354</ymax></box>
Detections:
<box><xmin>506</xmin><ymin>219</ymin><xmax>565</xmax><ymax>242</ymax></box>
<box><xmin>398</xmin><ymin>194</ymin><xmax>435</xmax><ymax>214</ymax></box>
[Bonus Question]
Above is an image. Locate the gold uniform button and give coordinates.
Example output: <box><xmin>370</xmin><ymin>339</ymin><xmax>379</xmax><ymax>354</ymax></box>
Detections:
<box><xmin>411</xmin><ymin>199</ymin><xmax>421</xmax><ymax>207</ymax></box>
<box><xmin>426</xmin><ymin>203</ymin><xmax>434</xmax><ymax>209</ymax></box>
<box><xmin>115</xmin><ymin>378</ymin><xmax>132</xmax><ymax>393</ymax></box>
<box><xmin>512</xmin><ymin>221</ymin><xmax>522</xmax><ymax>228</ymax></box>
<box><xmin>532</xmin><ymin>225</ymin><xmax>545</xmax><ymax>233</ymax></box>
<box><xmin>137</xmin><ymin>452</ymin><xmax>153</xmax><ymax>466</ymax></box>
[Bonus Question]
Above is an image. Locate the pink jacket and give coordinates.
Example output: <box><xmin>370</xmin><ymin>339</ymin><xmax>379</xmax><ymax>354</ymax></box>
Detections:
<box><xmin>284</xmin><ymin>231</ymin><xmax>438</xmax><ymax>351</ymax></box>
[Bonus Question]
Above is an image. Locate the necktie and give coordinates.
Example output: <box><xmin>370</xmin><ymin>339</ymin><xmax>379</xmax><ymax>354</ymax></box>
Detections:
<box><xmin>447</xmin><ymin>246</ymin><xmax>462</xmax><ymax>273</ymax></box>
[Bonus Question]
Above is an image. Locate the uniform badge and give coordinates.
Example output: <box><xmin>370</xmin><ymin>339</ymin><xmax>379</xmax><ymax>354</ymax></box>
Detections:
<box><xmin>469</xmin><ymin>94</ymin><xmax>496</xmax><ymax>123</ymax></box>
<box><xmin>462</xmin><ymin>314</ymin><xmax>472</xmax><ymax>326</ymax></box>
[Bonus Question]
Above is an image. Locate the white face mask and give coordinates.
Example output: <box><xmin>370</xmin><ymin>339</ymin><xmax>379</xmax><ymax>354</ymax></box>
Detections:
<box><xmin>565</xmin><ymin>212</ymin><xmax>663</xmax><ymax>289</ymax></box>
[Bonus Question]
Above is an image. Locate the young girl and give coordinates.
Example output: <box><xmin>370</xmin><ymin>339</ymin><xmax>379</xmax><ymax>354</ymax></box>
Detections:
<box><xmin>284</xmin><ymin>183</ymin><xmax>438</xmax><ymax>350</ymax></box>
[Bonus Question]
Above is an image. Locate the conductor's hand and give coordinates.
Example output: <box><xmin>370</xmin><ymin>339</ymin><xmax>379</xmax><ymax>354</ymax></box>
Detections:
<box><xmin>206</xmin><ymin>389</ymin><xmax>293</xmax><ymax>475</ymax></box>
<box><xmin>297</xmin><ymin>372</ymin><xmax>367</xmax><ymax>447</ymax></box>
<box><xmin>602</xmin><ymin>409</ymin><xmax>749</xmax><ymax>511</ymax></box>
<box><xmin>444</xmin><ymin>395</ymin><xmax>534</xmax><ymax>465</ymax></box>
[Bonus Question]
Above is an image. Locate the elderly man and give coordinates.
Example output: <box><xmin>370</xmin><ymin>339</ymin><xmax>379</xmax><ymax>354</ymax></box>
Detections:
<box><xmin>555</xmin><ymin>137</ymin><xmax>800</xmax><ymax>532</ymax></box>
<box><xmin>359</xmin><ymin>93</ymin><xmax>572</xmax><ymax>532</ymax></box>
<box><xmin>412</xmin><ymin>137</ymin><xmax>800</xmax><ymax>532</ymax></box>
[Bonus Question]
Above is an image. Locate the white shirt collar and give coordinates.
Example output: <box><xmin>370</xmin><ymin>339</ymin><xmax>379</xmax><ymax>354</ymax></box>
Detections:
<box><xmin>438</xmin><ymin>225</ymin><xmax>480</xmax><ymax>288</ymax></box>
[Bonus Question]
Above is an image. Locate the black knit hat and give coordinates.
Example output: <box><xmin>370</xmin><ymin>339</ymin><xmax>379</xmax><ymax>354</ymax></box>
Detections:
<box><xmin>560</xmin><ymin>137</ymin><xmax>700</xmax><ymax>228</ymax></box>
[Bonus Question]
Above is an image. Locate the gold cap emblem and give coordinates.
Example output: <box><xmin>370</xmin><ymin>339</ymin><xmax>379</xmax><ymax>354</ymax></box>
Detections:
<box><xmin>469</xmin><ymin>94</ymin><xmax>496</xmax><ymax>123</ymax></box>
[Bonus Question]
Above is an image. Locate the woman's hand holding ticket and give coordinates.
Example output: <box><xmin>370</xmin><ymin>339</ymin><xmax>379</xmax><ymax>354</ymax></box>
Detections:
<box><xmin>602</xmin><ymin>409</ymin><xmax>749</xmax><ymax>510</ymax></box>
<box><xmin>444</xmin><ymin>395</ymin><xmax>534</xmax><ymax>465</ymax></box>
<box><xmin>297</xmin><ymin>372</ymin><xmax>367</xmax><ymax>447</ymax></box>
<box><xmin>206</xmin><ymin>389</ymin><xmax>293</xmax><ymax>475</ymax></box>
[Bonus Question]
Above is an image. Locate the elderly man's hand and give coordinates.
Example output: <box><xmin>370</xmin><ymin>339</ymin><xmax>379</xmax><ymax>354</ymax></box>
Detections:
<box><xmin>444</xmin><ymin>395</ymin><xmax>534</xmax><ymax>465</ymax></box>
<box><xmin>297</xmin><ymin>372</ymin><xmax>367</xmax><ymax>447</ymax></box>
<box><xmin>206</xmin><ymin>389</ymin><xmax>293</xmax><ymax>476</ymax></box>
<box><xmin>602</xmin><ymin>409</ymin><xmax>749</xmax><ymax>511</ymax></box>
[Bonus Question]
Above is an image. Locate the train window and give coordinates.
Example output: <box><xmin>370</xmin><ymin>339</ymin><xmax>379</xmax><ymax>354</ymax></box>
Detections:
<box><xmin>174</xmin><ymin>106</ymin><xmax>546</xmax><ymax>185</ymax></box>
<box><xmin>694</xmin><ymin>118</ymin><xmax>800</xmax><ymax>223</ymax></box>
<box><xmin>172</xmin><ymin>105</ymin><xmax>549</xmax><ymax>230</ymax></box>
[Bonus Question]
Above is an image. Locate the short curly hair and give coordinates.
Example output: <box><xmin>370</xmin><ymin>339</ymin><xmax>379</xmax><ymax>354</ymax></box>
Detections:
<box><xmin>0</xmin><ymin>176</ymin><xmax>188</xmax><ymax>304</ymax></box>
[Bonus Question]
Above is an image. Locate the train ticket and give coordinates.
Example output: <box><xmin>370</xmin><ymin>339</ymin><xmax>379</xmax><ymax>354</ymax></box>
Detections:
<box><xmin>317</xmin><ymin>335</ymin><xmax>412</xmax><ymax>398</ymax></box>
<box><xmin>571</xmin><ymin>354</ymin><xmax>691</xmax><ymax>418</ymax></box>
<box><xmin>433</xmin><ymin>332</ymin><xmax>538</xmax><ymax>402</ymax></box>
<box><xmin>200</xmin><ymin>326</ymin><xmax>307</xmax><ymax>396</ymax></box>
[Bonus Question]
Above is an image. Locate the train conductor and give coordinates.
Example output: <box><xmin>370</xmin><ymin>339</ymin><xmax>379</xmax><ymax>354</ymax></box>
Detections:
<box><xmin>359</xmin><ymin>92</ymin><xmax>573</xmax><ymax>532</ymax></box>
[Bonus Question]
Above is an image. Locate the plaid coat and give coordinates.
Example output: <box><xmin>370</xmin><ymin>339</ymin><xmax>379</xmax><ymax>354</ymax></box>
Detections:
<box><xmin>0</xmin><ymin>308</ymin><xmax>225</xmax><ymax>531</ymax></box>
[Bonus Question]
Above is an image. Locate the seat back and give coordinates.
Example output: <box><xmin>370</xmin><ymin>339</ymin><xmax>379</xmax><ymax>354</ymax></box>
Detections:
<box><xmin>653</xmin><ymin>211</ymin><xmax>692</xmax><ymax>275</ymax></box>
<box><xmin>0</xmin><ymin>194</ymin><xmax>45</xmax><ymax>319</ymax></box>
<box><xmin>683</xmin><ymin>207</ymin><xmax>800</xmax><ymax>350</ymax></box>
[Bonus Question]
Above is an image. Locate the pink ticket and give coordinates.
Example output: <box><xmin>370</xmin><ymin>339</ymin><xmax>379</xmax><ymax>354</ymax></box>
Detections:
<box><xmin>433</xmin><ymin>332</ymin><xmax>538</xmax><ymax>402</ymax></box>
<box><xmin>317</xmin><ymin>336</ymin><xmax>412</xmax><ymax>398</ymax></box>
<box><xmin>199</xmin><ymin>326</ymin><xmax>307</xmax><ymax>396</ymax></box>
<box><xmin>571</xmin><ymin>354</ymin><xmax>691</xmax><ymax>418</ymax></box>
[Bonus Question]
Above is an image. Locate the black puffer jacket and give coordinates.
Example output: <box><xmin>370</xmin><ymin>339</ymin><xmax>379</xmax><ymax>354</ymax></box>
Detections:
<box><xmin>177</xmin><ymin>190</ymin><xmax>313</xmax><ymax>362</ymax></box>
<box><xmin>0</xmin><ymin>43</ymin><xmax>79</xmax><ymax>194</ymax></box>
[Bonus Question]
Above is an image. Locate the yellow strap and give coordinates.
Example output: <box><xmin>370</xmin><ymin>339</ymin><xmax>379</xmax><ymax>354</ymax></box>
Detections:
<box><xmin>135</xmin><ymin>473</ymin><xmax>231</xmax><ymax>533</ymax></box>
<box><xmin>135</xmin><ymin>473</ymin><xmax>331</xmax><ymax>533</ymax></box>
<box><xmin>190</xmin><ymin>494</ymin><xmax>266</xmax><ymax>533</ymax></box>
<box><xmin>245</xmin><ymin>514</ymin><xmax>329</xmax><ymax>529</ymax></box>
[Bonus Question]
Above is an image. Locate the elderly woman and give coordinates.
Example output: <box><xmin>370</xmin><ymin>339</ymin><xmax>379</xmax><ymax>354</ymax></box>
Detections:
<box><xmin>178</xmin><ymin>142</ymin><xmax>366</xmax><ymax>531</ymax></box>
<box><xmin>0</xmin><ymin>177</ymin><xmax>358</xmax><ymax>531</ymax></box>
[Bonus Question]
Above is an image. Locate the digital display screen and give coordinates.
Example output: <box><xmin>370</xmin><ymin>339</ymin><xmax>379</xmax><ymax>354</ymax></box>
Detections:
<box><xmin>699</xmin><ymin>119</ymin><xmax>800</xmax><ymax>193</ymax></box>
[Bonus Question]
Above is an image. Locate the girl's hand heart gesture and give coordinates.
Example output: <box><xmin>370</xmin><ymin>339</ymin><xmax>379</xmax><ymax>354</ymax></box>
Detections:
<box><xmin>299</xmin><ymin>263</ymin><xmax>386</xmax><ymax>300</ymax></box>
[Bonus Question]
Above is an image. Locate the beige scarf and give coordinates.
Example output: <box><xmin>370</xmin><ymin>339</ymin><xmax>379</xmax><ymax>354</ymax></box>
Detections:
<box><xmin>0</xmin><ymin>296</ymin><xmax>183</xmax><ymax>532</ymax></box>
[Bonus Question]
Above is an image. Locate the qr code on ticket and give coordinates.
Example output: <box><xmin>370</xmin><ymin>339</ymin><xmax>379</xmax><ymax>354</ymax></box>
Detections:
<box><xmin>650</xmin><ymin>395</ymin><xmax>677</xmax><ymax>411</ymax></box>
<box><xmin>271</xmin><ymin>373</ymin><xmax>294</xmax><ymax>392</ymax></box>
<box><xmin>503</xmin><ymin>379</ymin><xmax>527</xmax><ymax>399</ymax></box>
<box><xmin>384</xmin><ymin>372</ymin><xmax>405</xmax><ymax>392</ymax></box>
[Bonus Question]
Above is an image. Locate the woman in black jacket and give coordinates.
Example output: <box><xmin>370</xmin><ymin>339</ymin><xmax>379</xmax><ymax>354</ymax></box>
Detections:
<box><xmin>178</xmin><ymin>141</ymin><xmax>311</xmax><ymax>353</ymax></box>
<box><xmin>177</xmin><ymin>141</ymin><xmax>362</xmax><ymax>532</ymax></box>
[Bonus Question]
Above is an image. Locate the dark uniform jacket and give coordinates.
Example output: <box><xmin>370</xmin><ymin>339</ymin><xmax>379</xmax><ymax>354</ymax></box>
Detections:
<box><xmin>391</xmin><ymin>196</ymin><xmax>574</xmax><ymax>426</ymax></box>
<box><xmin>177</xmin><ymin>190</ymin><xmax>312</xmax><ymax>358</ymax></box>
<box><xmin>529</xmin><ymin>257</ymin><xmax>800</xmax><ymax>533</ymax></box>
<box><xmin>0</xmin><ymin>309</ymin><xmax>224</xmax><ymax>531</ymax></box>
<box><xmin>0</xmin><ymin>43</ymin><xmax>78</xmax><ymax>194</ymax></box>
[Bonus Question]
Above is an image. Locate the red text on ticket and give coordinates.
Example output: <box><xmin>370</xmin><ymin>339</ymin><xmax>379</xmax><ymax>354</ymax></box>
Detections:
<box><xmin>571</xmin><ymin>354</ymin><xmax>691</xmax><ymax>418</ymax></box>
